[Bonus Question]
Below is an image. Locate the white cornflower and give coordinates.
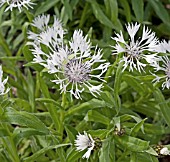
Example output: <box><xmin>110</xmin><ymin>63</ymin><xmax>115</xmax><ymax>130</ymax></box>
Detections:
<box><xmin>151</xmin><ymin>56</ymin><xmax>170</xmax><ymax>89</ymax></box>
<box><xmin>160</xmin><ymin>147</ymin><xmax>170</xmax><ymax>155</ymax></box>
<box><xmin>156</xmin><ymin>40</ymin><xmax>170</xmax><ymax>53</ymax></box>
<box><xmin>0</xmin><ymin>0</ymin><xmax>35</xmax><ymax>12</ymax></box>
<box><xmin>0</xmin><ymin>65</ymin><xmax>10</xmax><ymax>95</ymax></box>
<box><xmin>112</xmin><ymin>23</ymin><xmax>159</xmax><ymax>72</ymax></box>
<box><xmin>75</xmin><ymin>131</ymin><xmax>95</xmax><ymax>159</ymax></box>
<box><xmin>28</xmin><ymin>15</ymin><xmax>64</xmax><ymax>46</ymax></box>
<box><xmin>28</xmin><ymin>16</ymin><xmax>109</xmax><ymax>99</ymax></box>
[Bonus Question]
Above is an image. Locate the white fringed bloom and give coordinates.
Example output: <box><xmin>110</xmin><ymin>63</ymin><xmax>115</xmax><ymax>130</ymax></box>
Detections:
<box><xmin>151</xmin><ymin>56</ymin><xmax>170</xmax><ymax>89</ymax></box>
<box><xmin>160</xmin><ymin>147</ymin><xmax>170</xmax><ymax>155</ymax></box>
<box><xmin>75</xmin><ymin>131</ymin><xmax>95</xmax><ymax>159</ymax></box>
<box><xmin>112</xmin><ymin>23</ymin><xmax>159</xmax><ymax>72</ymax></box>
<box><xmin>28</xmin><ymin>15</ymin><xmax>109</xmax><ymax>99</ymax></box>
<box><xmin>0</xmin><ymin>0</ymin><xmax>35</xmax><ymax>12</ymax></box>
<box><xmin>0</xmin><ymin>66</ymin><xmax>10</xmax><ymax>95</ymax></box>
<box><xmin>156</xmin><ymin>40</ymin><xmax>170</xmax><ymax>53</ymax></box>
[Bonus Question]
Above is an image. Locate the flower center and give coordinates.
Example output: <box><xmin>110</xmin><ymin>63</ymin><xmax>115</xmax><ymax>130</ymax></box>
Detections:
<box><xmin>64</xmin><ymin>59</ymin><xmax>91</xmax><ymax>83</ymax></box>
<box><xmin>127</xmin><ymin>43</ymin><xmax>140</xmax><ymax>58</ymax></box>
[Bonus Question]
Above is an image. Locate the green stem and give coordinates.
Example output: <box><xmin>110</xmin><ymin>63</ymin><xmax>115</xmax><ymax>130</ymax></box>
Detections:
<box><xmin>61</xmin><ymin>92</ymin><xmax>66</xmax><ymax>108</ymax></box>
<box><xmin>2</xmin><ymin>133</ymin><xmax>20</xmax><ymax>162</ymax></box>
<box><xmin>0</xmin><ymin>101</ymin><xmax>20</xmax><ymax>162</ymax></box>
<box><xmin>114</xmin><ymin>61</ymin><xmax>123</xmax><ymax>114</ymax></box>
<box><xmin>38</xmin><ymin>74</ymin><xmax>62</xmax><ymax>139</ymax></box>
<box><xmin>59</xmin><ymin>93</ymin><xmax>67</xmax><ymax>140</ymax></box>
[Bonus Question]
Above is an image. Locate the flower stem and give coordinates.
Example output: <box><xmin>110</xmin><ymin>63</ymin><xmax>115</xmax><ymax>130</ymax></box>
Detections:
<box><xmin>0</xmin><ymin>97</ymin><xmax>20</xmax><ymax>162</ymax></box>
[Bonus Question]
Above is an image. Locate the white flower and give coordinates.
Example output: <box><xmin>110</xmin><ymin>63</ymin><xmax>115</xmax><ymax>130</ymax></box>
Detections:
<box><xmin>112</xmin><ymin>23</ymin><xmax>159</xmax><ymax>72</ymax></box>
<box><xmin>75</xmin><ymin>131</ymin><xmax>95</xmax><ymax>159</ymax></box>
<box><xmin>0</xmin><ymin>0</ymin><xmax>35</xmax><ymax>12</ymax></box>
<box><xmin>151</xmin><ymin>56</ymin><xmax>170</xmax><ymax>89</ymax></box>
<box><xmin>28</xmin><ymin>15</ymin><xmax>64</xmax><ymax>46</ymax></box>
<box><xmin>28</xmin><ymin>16</ymin><xmax>109</xmax><ymax>99</ymax></box>
<box><xmin>0</xmin><ymin>65</ymin><xmax>10</xmax><ymax>95</ymax></box>
<box><xmin>160</xmin><ymin>147</ymin><xmax>170</xmax><ymax>155</ymax></box>
<box><xmin>156</xmin><ymin>40</ymin><xmax>170</xmax><ymax>53</ymax></box>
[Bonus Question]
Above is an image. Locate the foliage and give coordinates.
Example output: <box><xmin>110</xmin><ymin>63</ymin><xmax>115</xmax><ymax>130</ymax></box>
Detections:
<box><xmin>0</xmin><ymin>0</ymin><xmax>170</xmax><ymax>162</ymax></box>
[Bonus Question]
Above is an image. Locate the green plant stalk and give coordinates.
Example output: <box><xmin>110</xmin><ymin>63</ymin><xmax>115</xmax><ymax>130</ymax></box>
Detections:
<box><xmin>0</xmin><ymin>115</ymin><xmax>19</xmax><ymax>161</ymax></box>
<box><xmin>47</xmin><ymin>104</ymin><xmax>61</xmax><ymax>133</ymax></box>
<box><xmin>0</xmin><ymin>96</ymin><xmax>20</xmax><ymax>161</ymax></box>
<box><xmin>114</xmin><ymin>61</ymin><xmax>123</xmax><ymax>114</ymax></box>
<box><xmin>38</xmin><ymin>73</ymin><xmax>62</xmax><ymax>135</ymax></box>
<box><xmin>0</xmin><ymin>32</ymin><xmax>12</xmax><ymax>56</ymax></box>
<box><xmin>2</xmin><ymin>131</ymin><xmax>20</xmax><ymax>162</ymax></box>
<box><xmin>59</xmin><ymin>93</ymin><xmax>67</xmax><ymax>140</ymax></box>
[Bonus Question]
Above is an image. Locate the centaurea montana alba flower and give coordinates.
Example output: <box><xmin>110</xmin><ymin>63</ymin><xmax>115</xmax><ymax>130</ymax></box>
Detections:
<box><xmin>160</xmin><ymin>147</ymin><xmax>170</xmax><ymax>156</ymax></box>
<box><xmin>0</xmin><ymin>0</ymin><xmax>35</xmax><ymax>12</ymax></box>
<box><xmin>74</xmin><ymin>131</ymin><xmax>95</xmax><ymax>159</ymax></box>
<box><xmin>160</xmin><ymin>147</ymin><xmax>170</xmax><ymax>155</ymax></box>
<box><xmin>156</xmin><ymin>40</ymin><xmax>170</xmax><ymax>53</ymax></box>
<box><xmin>151</xmin><ymin>56</ymin><xmax>170</xmax><ymax>89</ymax></box>
<box><xmin>112</xmin><ymin>23</ymin><xmax>159</xmax><ymax>72</ymax></box>
<box><xmin>0</xmin><ymin>65</ymin><xmax>10</xmax><ymax>95</ymax></box>
<box><xmin>28</xmin><ymin>15</ymin><xmax>109</xmax><ymax>99</ymax></box>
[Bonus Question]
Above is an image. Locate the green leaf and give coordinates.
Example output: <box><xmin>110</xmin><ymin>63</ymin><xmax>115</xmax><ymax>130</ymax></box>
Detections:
<box><xmin>84</xmin><ymin>110</ymin><xmax>110</xmax><ymax>125</ymax></box>
<box><xmin>157</xmin><ymin>23</ymin><xmax>170</xmax><ymax>36</ymax></box>
<box><xmin>130</xmin><ymin>118</ymin><xmax>146</xmax><ymax>136</ymax></box>
<box><xmin>130</xmin><ymin>152</ymin><xmax>136</xmax><ymax>162</ymax></box>
<box><xmin>0</xmin><ymin>108</ymin><xmax>49</xmax><ymax>134</ymax></box>
<box><xmin>99</xmin><ymin>137</ymin><xmax>115</xmax><ymax>162</ymax></box>
<box><xmin>86</xmin><ymin>0</ymin><xmax>115</xmax><ymax>29</ymax></box>
<box><xmin>35</xmin><ymin>0</ymin><xmax>59</xmax><ymax>16</ymax></box>
<box><xmin>66</xmin><ymin>148</ymin><xmax>84</xmax><ymax>162</ymax></box>
<box><xmin>38</xmin><ymin>74</ymin><xmax>62</xmax><ymax>134</ymax></box>
<box><xmin>109</xmin><ymin>0</ymin><xmax>118</xmax><ymax>23</ymax></box>
<box><xmin>149</xmin><ymin>0</ymin><xmax>170</xmax><ymax>24</ymax></box>
<box><xmin>23</xmin><ymin>144</ymin><xmax>71</xmax><ymax>162</ymax></box>
<box><xmin>154</xmin><ymin>88</ymin><xmax>170</xmax><ymax>126</ymax></box>
<box><xmin>35</xmin><ymin>98</ymin><xmax>62</xmax><ymax>108</ymax></box>
<box><xmin>0</xmin><ymin>128</ymin><xmax>10</xmax><ymax>137</ymax></box>
<box><xmin>144</xmin><ymin>124</ymin><xmax>170</xmax><ymax>135</ymax></box>
<box><xmin>137</xmin><ymin>153</ymin><xmax>159</xmax><ymax>162</ymax></box>
<box><xmin>88</xmin><ymin>129</ymin><xmax>108</xmax><ymax>139</ymax></box>
<box><xmin>114</xmin><ymin>135</ymin><xmax>149</xmax><ymax>152</ymax></box>
<box><xmin>122</xmin><ymin>74</ymin><xmax>146</xmax><ymax>96</ymax></box>
<box><xmin>13</xmin><ymin>128</ymin><xmax>45</xmax><ymax>145</ymax></box>
<box><xmin>10</xmin><ymin>98</ymin><xmax>31</xmax><ymax>112</ymax></box>
<box><xmin>0</xmin><ymin>56</ymin><xmax>24</xmax><ymax>61</ymax></box>
<box><xmin>131</xmin><ymin>0</ymin><xmax>144</xmax><ymax>22</ymax></box>
<box><xmin>61</xmin><ymin>0</ymin><xmax>72</xmax><ymax>20</ymax></box>
<box><xmin>22</xmin><ymin>45</ymin><xmax>33</xmax><ymax>62</ymax></box>
<box><xmin>119</xmin><ymin>0</ymin><xmax>131</xmax><ymax>22</ymax></box>
<box><xmin>66</xmin><ymin>99</ymin><xmax>107</xmax><ymax>117</ymax></box>
<box><xmin>26</xmin><ymin>68</ymin><xmax>35</xmax><ymax>112</ymax></box>
<box><xmin>65</xmin><ymin>125</ymin><xmax>78</xmax><ymax>144</ymax></box>
<box><xmin>114</xmin><ymin>62</ymin><xmax>123</xmax><ymax>113</ymax></box>
<box><xmin>100</xmin><ymin>91</ymin><xmax>115</xmax><ymax>108</ymax></box>
<box><xmin>145</xmin><ymin>147</ymin><xmax>158</xmax><ymax>156</ymax></box>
